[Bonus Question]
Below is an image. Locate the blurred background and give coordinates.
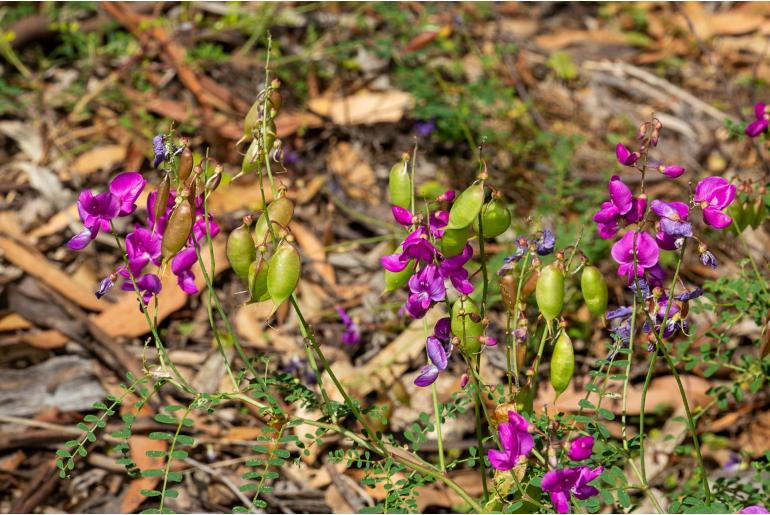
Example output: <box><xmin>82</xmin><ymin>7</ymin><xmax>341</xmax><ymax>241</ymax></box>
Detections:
<box><xmin>1</xmin><ymin>2</ymin><xmax>769</xmax><ymax>513</ymax></box>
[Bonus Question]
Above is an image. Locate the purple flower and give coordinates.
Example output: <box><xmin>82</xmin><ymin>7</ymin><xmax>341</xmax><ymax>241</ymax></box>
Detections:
<box><xmin>567</xmin><ymin>435</ymin><xmax>594</xmax><ymax>461</ymax></box>
<box><xmin>405</xmin><ymin>264</ymin><xmax>446</xmax><ymax>318</ymax></box>
<box><xmin>741</xmin><ymin>505</ymin><xmax>770</xmax><ymax>514</ymax></box>
<box><xmin>391</xmin><ymin>205</ymin><xmax>415</xmax><ymax>226</ymax></box>
<box><xmin>428</xmin><ymin>210</ymin><xmax>449</xmax><ymax>238</ymax></box>
<box><xmin>191</xmin><ymin>212</ymin><xmax>220</xmax><ymax>245</ymax></box>
<box><xmin>414</xmin><ymin>119</ymin><xmax>436</xmax><ymax>138</ymax></box>
<box><xmin>593</xmin><ymin>176</ymin><xmax>644</xmax><ymax>239</ymax></box>
<box><xmin>109</xmin><ymin>172</ymin><xmax>146</xmax><ymax>217</ymax></box>
<box><xmin>660</xmin><ymin>164</ymin><xmax>685</xmax><ymax>178</ymax></box>
<box><xmin>121</xmin><ymin>272</ymin><xmax>162</xmax><ymax>307</ymax></box>
<box><xmin>675</xmin><ymin>288</ymin><xmax>703</xmax><ymax>301</ymax></box>
<box><xmin>67</xmin><ymin>190</ymin><xmax>121</xmax><ymax>250</ymax></box>
<box><xmin>655</xmin><ymin>231</ymin><xmax>683</xmax><ymax>251</ymax></box>
<box><xmin>153</xmin><ymin>135</ymin><xmax>167</xmax><ymax>168</ymax></box>
<box><xmin>536</xmin><ymin>229</ymin><xmax>556</xmax><ymax>256</ymax></box>
<box><xmin>171</xmin><ymin>247</ymin><xmax>198</xmax><ymax>295</ymax></box>
<box><xmin>541</xmin><ymin>466</ymin><xmax>603</xmax><ymax>514</ymax></box>
<box><xmin>336</xmin><ymin>306</ymin><xmax>361</xmax><ymax>345</ymax></box>
<box><xmin>694</xmin><ymin>177</ymin><xmax>736</xmax><ymax>229</ymax></box>
<box><xmin>606</xmin><ymin>306</ymin><xmax>633</xmax><ymax>320</ymax></box>
<box><xmin>647</xmin><ymin>263</ymin><xmax>666</xmax><ymax>288</ymax></box>
<box><xmin>700</xmin><ymin>249</ymin><xmax>717</xmax><ymax>269</ymax></box>
<box><xmin>439</xmin><ymin>243</ymin><xmax>474</xmax><ymax>295</ymax></box>
<box><xmin>488</xmin><ymin>411</ymin><xmax>534</xmax><ymax>471</ymax></box>
<box><xmin>437</xmin><ymin>190</ymin><xmax>456</xmax><ymax>202</ymax></box>
<box><xmin>745</xmin><ymin>102</ymin><xmax>769</xmax><ymax>137</ymax></box>
<box><xmin>95</xmin><ymin>275</ymin><xmax>115</xmax><ymax>299</ymax></box>
<box><xmin>124</xmin><ymin>225</ymin><xmax>161</xmax><ymax>277</ymax></box>
<box><xmin>616</xmin><ymin>143</ymin><xmax>639</xmax><ymax>166</ymax></box>
<box><xmin>381</xmin><ymin>227</ymin><xmax>437</xmax><ymax>273</ymax></box>
<box><xmin>651</xmin><ymin>200</ymin><xmax>692</xmax><ymax>238</ymax></box>
<box><xmin>414</xmin><ymin>335</ymin><xmax>449</xmax><ymax>386</ymax></box>
<box><xmin>610</xmin><ymin>230</ymin><xmax>659</xmax><ymax>284</ymax></box>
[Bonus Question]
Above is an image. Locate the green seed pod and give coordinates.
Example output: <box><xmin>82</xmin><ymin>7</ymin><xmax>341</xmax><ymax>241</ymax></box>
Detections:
<box><xmin>388</xmin><ymin>155</ymin><xmax>412</xmax><ymax>209</ymax></box>
<box><xmin>550</xmin><ymin>331</ymin><xmax>574</xmax><ymax>396</ymax></box>
<box><xmin>178</xmin><ymin>147</ymin><xmax>193</xmax><ymax>182</ymax></box>
<box><xmin>243</xmin><ymin>99</ymin><xmax>261</xmax><ymax>141</ymax></box>
<box><xmin>254</xmin><ymin>196</ymin><xmax>295</xmax><ymax>245</ymax></box>
<box><xmin>472</xmin><ymin>199</ymin><xmax>511</xmax><ymax>238</ymax></box>
<box><xmin>580</xmin><ymin>265</ymin><xmax>608</xmax><ymax>317</ymax></box>
<box><xmin>262</xmin><ymin>119</ymin><xmax>277</xmax><ymax>154</ymax></box>
<box><xmin>242</xmin><ymin>139</ymin><xmax>261</xmax><ymax>174</ymax></box>
<box><xmin>227</xmin><ymin>223</ymin><xmax>256</xmax><ymax>281</ymax></box>
<box><xmin>383</xmin><ymin>258</ymin><xmax>415</xmax><ymax>293</ymax></box>
<box><xmin>267</xmin><ymin>242</ymin><xmax>301</xmax><ymax>312</ymax></box>
<box><xmin>451</xmin><ymin>298</ymin><xmax>483</xmax><ymax>356</ymax></box>
<box><xmin>441</xmin><ymin>226</ymin><xmax>470</xmax><ymax>257</ymax></box>
<box><xmin>152</xmin><ymin>174</ymin><xmax>171</xmax><ymax>230</ymax></box>
<box><xmin>248</xmin><ymin>258</ymin><xmax>270</xmax><ymax>303</ymax></box>
<box><xmin>161</xmin><ymin>200</ymin><xmax>194</xmax><ymax>261</ymax></box>
<box><xmin>447</xmin><ymin>182</ymin><xmax>484</xmax><ymax>230</ymax></box>
<box><xmin>535</xmin><ymin>263</ymin><xmax>564</xmax><ymax>322</ymax></box>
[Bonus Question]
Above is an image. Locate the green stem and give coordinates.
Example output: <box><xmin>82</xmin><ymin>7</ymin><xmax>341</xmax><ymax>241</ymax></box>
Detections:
<box><xmin>431</xmin><ymin>383</ymin><xmax>446</xmax><ymax>472</ymax></box>
<box><xmin>621</xmin><ymin>296</ymin><xmax>637</xmax><ymax>451</ymax></box>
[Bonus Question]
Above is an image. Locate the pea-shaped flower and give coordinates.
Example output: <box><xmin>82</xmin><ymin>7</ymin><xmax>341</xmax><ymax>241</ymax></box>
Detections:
<box><xmin>693</xmin><ymin>177</ymin><xmax>736</xmax><ymax>229</ymax></box>
<box><xmin>610</xmin><ymin>230</ymin><xmax>659</xmax><ymax>284</ymax></box>
<box><xmin>745</xmin><ymin>102</ymin><xmax>769</xmax><ymax>137</ymax></box>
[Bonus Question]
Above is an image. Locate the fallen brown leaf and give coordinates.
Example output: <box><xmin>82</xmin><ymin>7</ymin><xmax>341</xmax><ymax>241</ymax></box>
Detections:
<box><xmin>71</xmin><ymin>144</ymin><xmax>127</xmax><ymax>177</ymax></box>
<box><xmin>326</xmin><ymin>142</ymin><xmax>378</xmax><ymax>202</ymax></box>
<box><xmin>309</xmin><ymin>90</ymin><xmax>413</xmax><ymax>125</ymax></box>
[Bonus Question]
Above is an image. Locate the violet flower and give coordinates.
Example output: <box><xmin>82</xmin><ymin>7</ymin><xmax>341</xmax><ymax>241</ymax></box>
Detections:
<box><xmin>659</xmin><ymin>164</ymin><xmax>685</xmax><ymax>178</ymax></box>
<box><xmin>541</xmin><ymin>466</ymin><xmax>603</xmax><ymax>514</ymax></box>
<box><xmin>336</xmin><ymin>306</ymin><xmax>361</xmax><ymax>345</ymax></box>
<box><xmin>428</xmin><ymin>210</ymin><xmax>449</xmax><ymax>238</ymax></box>
<box><xmin>439</xmin><ymin>243</ymin><xmax>474</xmax><ymax>295</ymax></box>
<box><xmin>616</xmin><ymin>143</ymin><xmax>639</xmax><ymax>166</ymax></box>
<box><xmin>171</xmin><ymin>247</ymin><xmax>198</xmax><ymax>295</ymax></box>
<box><xmin>567</xmin><ymin>435</ymin><xmax>594</xmax><ymax>461</ymax></box>
<box><xmin>381</xmin><ymin>227</ymin><xmax>437</xmax><ymax>273</ymax></box>
<box><xmin>745</xmin><ymin>102</ymin><xmax>769</xmax><ymax>138</ymax></box>
<box><xmin>67</xmin><ymin>191</ymin><xmax>120</xmax><ymax>250</ymax></box>
<box><xmin>125</xmin><ymin>225</ymin><xmax>162</xmax><ymax>277</ymax></box>
<box><xmin>405</xmin><ymin>264</ymin><xmax>446</xmax><ymax>318</ymax></box>
<box><xmin>414</xmin><ymin>335</ymin><xmax>449</xmax><ymax>386</ymax></box>
<box><xmin>109</xmin><ymin>172</ymin><xmax>146</xmax><ymax>217</ymax></box>
<box><xmin>414</xmin><ymin>119</ymin><xmax>436</xmax><ymax>138</ymax></box>
<box><xmin>593</xmin><ymin>176</ymin><xmax>645</xmax><ymax>239</ymax></box>
<box><xmin>152</xmin><ymin>135</ymin><xmax>167</xmax><ymax>168</ymax></box>
<box><xmin>437</xmin><ymin>190</ymin><xmax>456</xmax><ymax>202</ymax></box>
<box><xmin>536</xmin><ymin>229</ymin><xmax>556</xmax><ymax>256</ymax></box>
<box><xmin>610</xmin><ymin>230</ymin><xmax>659</xmax><ymax>284</ymax></box>
<box><xmin>651</xmin><ymin>200</ymin><xmax>692</xmax><ymax>239</ymax></box>
<box><xmin>700</xmin><ymin>249</ymin><xmax>717</xmax><ymax>269</ymax></box>
<box><xmin>693</xmin><ymin>177</ymin><xmax>736</xmax><ymax>229</ymax></box>
<box><xmin>488</xmin><ymin>411</ymin><xmax>534</xmax><ymax>471</ymax></box>
<box><xmin>741</xmin><ymin>505</ymin><xmax>770</xmax><ymax>514</ymax></box>
<box><xmin>95</xmin><ymin>275</ymin><xmax>115</xmax><ymax>299</ymax></box>
<box><xmin>121</xmin><ymin>273</ymin><xmax>162</xmax><ymax>307</ymax></box>
<box><xmin>391</xmin><ymin>205</ymin><xmax>415</xmax><ymax>226</ymax></box>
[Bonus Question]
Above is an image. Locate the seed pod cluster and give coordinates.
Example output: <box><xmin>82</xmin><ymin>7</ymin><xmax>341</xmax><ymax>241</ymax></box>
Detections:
<box><xmin>240</xmin><ymin>80</ymin><xmax>282</xmax><ymax>171</ymax></box>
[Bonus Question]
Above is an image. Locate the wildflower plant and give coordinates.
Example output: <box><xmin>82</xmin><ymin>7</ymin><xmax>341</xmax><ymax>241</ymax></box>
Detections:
<box><xmin>56</xmin><ymin>40</ymin><xmax>770</xmax><ymax>515</ymax></box>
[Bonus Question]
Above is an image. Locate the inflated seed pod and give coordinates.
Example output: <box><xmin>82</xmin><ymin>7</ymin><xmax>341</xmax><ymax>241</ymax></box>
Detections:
<box><xmin>267</xmin><ymin>242</ymin><xmax>300</xmax><ymax>312</ymax></box>
<box><xmin>242</xmin><ymin>139</ymin><xmax>261</xmax><ymax>174</ymax></box>
<box><xmin>447</xmin><ymin>182</ymin><xmax>484</xmax><ymax>230</ymax></box>
<box><xmin>472</xmin><ymin>199</ymin><xmax>511</xmax><ymax>238</ymax></box>
<box><xmin>580</xmin><ymin>265</ymin><xmax>608</xmax><ymax>317</ymax></box>
<box><xmin>451</xmin><ymin>298</ymin><xmax>483</xmax><ymax>356</ymax></box>
<box><xmin>535</xmin><ymin>263</ymin><xmax>564</xmax><ymax>322</ymax></box>
<box><xmin>441</xmin><ymin>226</ymin><xmax>470</xmax><ymax>257</ymax></box>
<box><xmin>383</xmin><ymin>258</ymin><xmax>415</xmax><ymax>293</ymax></box>
<box><xmin>227</xmin><ymin>223</ymin><xmax>256</xmax><ymax>281</ymax></box>
<box><xmin>248</xmin><ymin>258</ymin><xmax>270</xmax><ymax>303</ymax></box>
<box><xmin>178</xmin><ymin>147</ymin><xmax>194</xmax><ymax>182</ymax></box>
<box><xmin>161</xmin><ymin>200</ymin><xmax>194</xmax><ymax>261</ymax></box>
<box><xmin>152</xmin><ymin>174</ymin><xmax>171</xmax><ymax>230</ymax></box>
<box><xmin>242</xmin><ymin>99</ymin><xmax>261</xmax><ymax>141</ymax></box>
<box><xmin>550</xmin><ymin>331</ymin><xmax>574</xmax><ymax>396</ymax></box>
<box><xmin>388</xmin><ymin>155</ymin><xmax>412</xmax><ymax>209</ymax></box>
<box><xmin>253</xmin><ymin>196</ymin><xmax>295</xmax><ymax>244</ymax></box>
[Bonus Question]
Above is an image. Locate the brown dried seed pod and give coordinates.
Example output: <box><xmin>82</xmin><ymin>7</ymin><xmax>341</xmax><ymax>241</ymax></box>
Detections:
<box><xmin>178</xmin><ymin>147</ymin><xmax>194</xmax><ymax>182</ymax></box>
<box><xmin>152</xmin><ymin>174</ymin><xmax>171</xmax><ymax>229</ymax></box>
<box><xmin>162</xmin><ymin>200</ymin><xmax>194</xmax><ymax>260</ymax></box>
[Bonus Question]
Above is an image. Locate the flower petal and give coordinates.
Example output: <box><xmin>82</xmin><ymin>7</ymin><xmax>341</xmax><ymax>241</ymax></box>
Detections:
<box><xmin>414</xmin><ymin>364</ymin><xmax>439</xmax><ymax>387</ymax></box>
<box><xmin>109</xmin><ymin>172</ymin><xmax>146</xmax><ymax>216</ymax></box>
<box><xmin>703</xmin><ymin>206</ymin><xmax>732</xmax><ymax>229</ymax></box>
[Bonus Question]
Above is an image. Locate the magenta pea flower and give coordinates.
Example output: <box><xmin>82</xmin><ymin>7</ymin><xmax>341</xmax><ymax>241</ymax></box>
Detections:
<box><xmin>745</xmin><ymin>102</ymin><xmax>769</xmax><ymax>137</ymax></box>
<box><xmin>660</xmin><ymin>164</ymin><xmax>685</xmax><ymax>178</ymax></box>
<box><xmin>616</xmin><ymin>143</ymin><xmax>639</xmax><ymax>166</ymax></box>
<box><xmin>694</xmin><ymin>177</ymin><xmax>736</xmax><ymax>229</ymax></box>
<box><xmin>171</xmin><ymin>247</ymin><xmax>198</xmax><ymax>295</ymax></box>
<box><xmin>593</xmin><ymin>176</ymin><xmax>645</xmax><ymax>239</ymax></box>
<box><xmin>405</xmin><ymin>264</ymin><xmax>446</xmax><ymax>318</ymax></box>
<box><xmin>488</xmin><ymin>411</ymin><xmax>534</xmax><ymax>471</ymax></box>
<box><xmin>541</xmin><ymin>466</ymin><xmax>603</xmax><ymax>514</ymax></box>
<box><xmin>437</xmin><ymin>190</ymin><xmax>456</xmax><ymax>202</ymax></box>
<box><xmin>741</xmin><ymin>505</ymin><xmax>770</xmax><ymax>514</ymax></box>
<box><xmin>428</xmin><ymin>210</ymin><xmax>449</xmax><ymax>238</ymax></box>
<box><xmin>124</xmin><ymin>225</ymin><xmax>162</xmax><ymax>277</ymax></box>
<box><xmin>610</xmin><ymin>230</ymin><xmax>659</xmax><ymax>283</ymax></box>
<box><xmin>439</xmin><ymin>243</ymin><xmax>474</xmax><ymax>295</ymax></box>
<box><xmin>381</xmin><ymin>226</ymin><xmax>437</xmax><ymax>273</ymax></box>
<box><xmin>336</xmin><ymin>306</ymin><xmax>361</xmax><ymax>345</ymax></box>
<box><xmin>121</xmin><ymin>272</ymin><xmax>162</xmax><ymax>307</ymax></box>
<box><xmin>391</xmin><ymin>205</ymin><xmax>415</xmax><ymax>226</ymax></box>
<box><xmin>414</xmin><ymin>335</ymin><xmax>449</xmax><ymax>386</ymax></box>
<box><xmin>567</xmin><ymin>435</ymin><xmax>594</xmax><ymax>461</ymax></box>
<box><xmin>67</xmin><ymin>191</ymin><xmax>121</xmax><ymax>249</ymax></box>
<box><xmin>109</xmin><ymin>172</ymin><xmax>146</xmax><ymax>216</ymax></box>
<box><xmin>651</xmin><ymin>200</ymin><xmax>692</xmax><ymax>239</ymax></box>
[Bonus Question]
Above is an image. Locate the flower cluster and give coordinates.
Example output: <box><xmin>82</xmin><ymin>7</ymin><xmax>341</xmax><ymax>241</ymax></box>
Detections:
<box><xmin>540</xmin><ymin>435</ymin><xmax>601</xmax><ymax>514</ymax></box>
<box><xmin>382</xmin><ymin>198</ymin><xmax>474</xmax><ymax>319</ymax></box>
<box><xmin>595</xmin><ymin>119</ymin><xmax>734</xmax><ymax>339</ymax></box>
<box><xmin>487</xmin><ymin>410</ymin><xmax>534</xmax><ymax>471</ymax></box>
<box><xmin>68</xmin><ymin>137</ymin><xmax>220</xmax><ymax>308</ymax></box>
